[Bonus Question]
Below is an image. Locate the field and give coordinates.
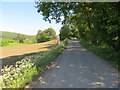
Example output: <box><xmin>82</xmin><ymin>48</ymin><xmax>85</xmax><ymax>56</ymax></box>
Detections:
<box><xmin>0</xmin><ymin>31</ymin><xmax>35</xmax><ymax>40</ymax></box>
<box><xmin>0</xmin><ymin>31</ymin><xmax>36</xmax><ymax>47</ymax></box>
<box><xmin>0</xmin><ymin>38</ymin><xmax>26</xmax><ymax>47</ymax></box>
<box><xmin>1</xmin><ymin>40</ymin><xmax>57</xmax><ymax>66</ymax></box>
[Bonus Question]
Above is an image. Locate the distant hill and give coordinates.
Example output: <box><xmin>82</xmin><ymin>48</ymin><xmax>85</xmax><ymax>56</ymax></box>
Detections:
<box><xmin>0</xmin><ymin>31</ymin><xmax>35</xmax><ymax>39</ymax></box>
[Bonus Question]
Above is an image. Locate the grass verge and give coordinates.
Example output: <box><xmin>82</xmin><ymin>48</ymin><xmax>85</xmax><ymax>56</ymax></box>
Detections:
<box><xmin>0</xmin><ymin>39</ymin><xmax>68</xmax><ymax>88</ymax></box>
<box><xmin>79</xmin><ymin>39</ymin><xmax>120</xmax><ymax>71</ymax></box>
<box><xmin>3</xmin><ymin>43</ymin><xmax>27</xmax><ymax>47</ymax></box>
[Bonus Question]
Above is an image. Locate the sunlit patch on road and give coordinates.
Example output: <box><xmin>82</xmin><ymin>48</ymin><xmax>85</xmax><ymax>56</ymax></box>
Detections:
<box><xmin>90</xmin><ymin>82</ymin><xmax>105</xmax><ymax>87</ymax></box>
<box><xmin>56</xmin><ymin>65</ymin><xmax>60</xmax><ymax>68</ymax></box>
<box><xmin>69</xmin><ymin>64</ymin><xmax>74</xmax><ymax>67</ymax></box>
<box><xmin>59</xmin><ymin>80</ymin><xmax>65</xmax><ymax>83</ymax></box>
<box><xmin>98</xmin><ymin>77</ymin><xmax>104</xmax><ymax>80</ymax></box>
<box><xmin>38</xmin><ymin>77</ymin><xmax>47</xmax><ymax>84</ymax></box>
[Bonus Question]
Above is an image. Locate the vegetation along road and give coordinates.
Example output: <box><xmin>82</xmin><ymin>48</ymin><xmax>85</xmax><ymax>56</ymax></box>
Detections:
<box><xmin>28</xmin><ymin>39</ymin><xmax>118</xmax><ymax>88</ymax></box>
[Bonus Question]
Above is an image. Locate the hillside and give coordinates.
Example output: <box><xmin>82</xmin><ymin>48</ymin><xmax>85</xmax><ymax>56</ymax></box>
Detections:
<box><xmin>0</xmin><ymin>31</ymin><xmax>35</xmax><ymax>40</ymax></box>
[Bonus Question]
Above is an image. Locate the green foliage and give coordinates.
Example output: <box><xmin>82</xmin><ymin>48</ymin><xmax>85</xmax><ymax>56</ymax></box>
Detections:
<box><xmin>36</xmin><ymin>2</ymin><xmax>119</xmax><ymax>71</ymax></box>
<box><xmin>1</xmin><ymin>58</ymin><xmax>37</xmax><ymax>88</ymax></box>
<box><xmin>0</xmin><ymin>38</ymin><xmax>27</xmax><ymax>47</ymax></box>
<box><xmin>59</xmin><ymin>25</ymin><xmax>70</xmax><ymax>40</ymax></box>
<box><xmin>0</xmin><ymin>31</ymin><xmax>37</xmax><ymax>47</ymax></box>
<box><xmin>59</xmin><ymin>25</ymin><xmax>78</xmax><ymax>40</ymax></box>
<box><xmin>0</xmin><ymin>38</ymin><xmax>17</xmax><ymax>47</ymax></box>
<box><xmin>0</xmin><ymin>31</ymin><xmax>21</xmax><ymax>40</ymax></box>
<box><xmin>14</xmin><ymin>34</ymin><xmax>26</xmax><ymax>43</ymax></box>
<box><xmin>79</xmin><ymin>39</ymin><xmax>120</xmax><ymax>71</ymax></box>
<box><xmin>0</xmin><ymin>39</ymin><xmax>68</xmax><ymax>88</ymax></box>
<box><xmin>35</xmin><ymin>39</ymin><xmax>68</xmax><ymax>71</ymax></box>
<box><xmin>36</xmin><ymin>28</ymin><xmax>57</xmax><ymax>43</ymax></box>
<box><xmin>0</xmin><ymin>31</ymin><xmax>35</xmax><ymax>40</ymax></box>
<box><xmin>44</xmin><ymin>28</ymin><xmax>56</xmax><ymax>39</ymax></box>
<box><xmin>36</xmin><ymin>2</ymin><xmax>120</xmax><ymax>51</ymax></box>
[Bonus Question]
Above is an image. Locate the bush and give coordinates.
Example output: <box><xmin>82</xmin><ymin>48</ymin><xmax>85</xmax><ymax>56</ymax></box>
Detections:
<box><xmin>0</xmin><ymin>39</ymin><xmax>68</xmax><ymax>88</ymax></box>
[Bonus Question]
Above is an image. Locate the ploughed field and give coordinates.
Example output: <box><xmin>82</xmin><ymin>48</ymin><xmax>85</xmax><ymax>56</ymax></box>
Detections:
<box><xmin>1</xmin><ymin>40</ymin><xmax>57</xmax><ymax>66</ymax></box>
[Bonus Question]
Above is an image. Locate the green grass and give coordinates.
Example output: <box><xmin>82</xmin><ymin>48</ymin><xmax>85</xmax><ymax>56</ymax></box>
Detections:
<box><xmin>0</xmin><ymin>38</ymin><xmax>27</xmax><ymax>47</ymax></box>
<box><xmin>3</xmin><ymin>43</ymin><xmax>27</xmax><ymax>47</ymax></box>
<box><xmin>1</xmin><ymin>39</ymin><xmax>68</xmax><ymax>88</ymax></box>
<box><xmin>79</xmin><ymin>39</ymin><xmax>120</xmax><ymax>71</ymax></box>
<box><xmin>0</xmin><ymin>31</ymin><xmax>35</xmax><ymax>40</ymax></box>
<box><xmin>0</xmin><ymin>31</ymin><xmax>37</xmax><ymax>47</ymax></box>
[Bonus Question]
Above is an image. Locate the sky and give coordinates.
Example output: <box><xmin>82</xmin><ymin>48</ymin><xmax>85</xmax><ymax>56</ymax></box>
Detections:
<box><xmin>0</xmin><ymin>1</ymin><xmax>63</xmax><ymax>35</ymax></box>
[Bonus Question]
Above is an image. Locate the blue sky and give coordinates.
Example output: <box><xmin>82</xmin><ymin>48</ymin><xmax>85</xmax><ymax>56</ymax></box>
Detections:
<box><xmin>0</xmin><ymin>1</ymin><xmax>63</xmax><ymax>35</ymax></box>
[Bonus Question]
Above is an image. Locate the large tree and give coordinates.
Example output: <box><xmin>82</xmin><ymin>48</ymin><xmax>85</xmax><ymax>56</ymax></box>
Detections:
<box><xmin>36</xmin><ymin>2</ymin><xmax>120</xmax><ymax>51</ymax></box>
<box><xmin>36</xmin><ymin>28</ymin><xmax>57</xmax><ymax>43</ymax></box>
<box><xmin>44</xmin><ymin>28</ymin><xmax>57</xmax><ymax>39</ymax></box>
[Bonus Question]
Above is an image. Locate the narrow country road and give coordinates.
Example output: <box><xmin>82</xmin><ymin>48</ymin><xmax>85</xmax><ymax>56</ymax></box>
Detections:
<box><xmin>29</xmin><ymin>39</ymin><xmax>118</xmax><ymax>88</ymax></box>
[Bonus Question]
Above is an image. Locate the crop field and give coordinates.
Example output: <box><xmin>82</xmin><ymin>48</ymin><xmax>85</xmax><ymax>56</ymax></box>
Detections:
<box><xmin>1</xmin><ymin>40</ymin><xmax>57</xmax><ymax>66</ymax></box>
<box><xmin>0</xmin><ymin>38</ymin><xmax>25</xmax><ymax>47</ymax></box>
<box><xmin>1</xmin><ymin>40</ymin><xmax>57</xmax><ymax>58</ymax></box>
<box><xmin>0</xmin><ymin>31</ymin><xmax>37</xmax><ymax>47</ymax></box>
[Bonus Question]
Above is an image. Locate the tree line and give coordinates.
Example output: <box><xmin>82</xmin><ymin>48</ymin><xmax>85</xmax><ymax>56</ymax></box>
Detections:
<box><xmin>35</xmin><ymin>2</ymin><xmax>120</xmax><ymax>51</ymax></box>
<box><xmin>36</xmin><ymin>28</ymin><xmax>57</xmax><ymax>43</ymax></box>
<box><xmin>13</xmin><ymin>28</ymin><xmax>57</xmax><ymax>43</ymax></box>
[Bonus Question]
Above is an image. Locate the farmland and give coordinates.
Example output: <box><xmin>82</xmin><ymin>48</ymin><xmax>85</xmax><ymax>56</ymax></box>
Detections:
<box><xmin>0</xmin><ymin>31</ymin><xmax>36</xmax><ymax>47</ymax></box>
<box><xmin>0</xmin><ymin>31</ymin><xmax>35</xmax><ymax>40</ymax></box>
<box><xmin>1</xmin><ymin>40</ymin><xmax>57</xmax><ymax>66</ymax></box>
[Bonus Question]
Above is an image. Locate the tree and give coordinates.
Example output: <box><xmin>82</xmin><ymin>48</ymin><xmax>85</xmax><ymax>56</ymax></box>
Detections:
<box><xmin>36</xmin><ymin>28</ymin><xmax>57</xmax><ymax>43</ymax></box>
<box><xmin>36</xmin><ymin>30</ymin><xmax>43</xmax><ymax>43</ymax></box>
<box><xmin>59</xmin><ymin>25</ymin><xmax>70</xmax><ymax>40</ymax></box>
<box><xmin>36</xmin><ymin>2</ymin><xmax>120</xmax><ymax>51</ymax></box>
<box><xmin>44</xmin><ymin>28</ymin><xmax>57</xmax><ymax>39</ymax></box>
<box><xmin>14</xmin><ymin>34</ymin><xmax>26</xmax><ymax>43</ymax></box>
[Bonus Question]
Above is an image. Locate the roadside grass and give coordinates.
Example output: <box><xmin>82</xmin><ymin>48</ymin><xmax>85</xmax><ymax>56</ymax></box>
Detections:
<box><xmin>79</xmin><ymin>39</ymin><xmax>120</xmax><ymax>71</ymax></box>
<box><xmin>1</xmin><ymin>39</ymin><xmax>68</xmax><ymax>88</ymax></box>
<box><xmin>3</xmin><ymin>43</ymin><xmax>27</xmax><ymax>47</ymax></box>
